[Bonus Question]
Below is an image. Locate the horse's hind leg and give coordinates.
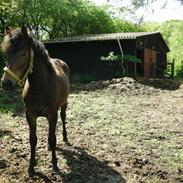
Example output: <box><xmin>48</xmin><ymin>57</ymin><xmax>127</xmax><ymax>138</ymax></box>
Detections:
<box><xmin>48</xmin><ymin>113</ymin><xmax>59</xmax><ymax>172</ymax></box>
<box><xmin>60</xmin><ymin>103</ymin><xmax>68</xmax><ymax>144</ymax></box>
<box><xmin>26</xmin><ymin>111</ymin><xmax>37</xmax><ymax>177</ymax></box>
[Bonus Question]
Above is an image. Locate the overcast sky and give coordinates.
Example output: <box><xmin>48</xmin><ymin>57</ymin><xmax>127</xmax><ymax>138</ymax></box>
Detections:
<box><xmin>92</xmin><ymin>0</ymin><xmax>183</xmax><ymax>22</ymax></box>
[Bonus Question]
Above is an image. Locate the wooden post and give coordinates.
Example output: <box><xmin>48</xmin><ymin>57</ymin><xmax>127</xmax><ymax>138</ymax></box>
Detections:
<box><xmin>134</xmin><ymin>61</ymin><xmax>137</xmax><ymax>75</ymax></box>
<box><xmin>117</xmin><ymin>39</ymin><xmax>125</xmax><ymax>74</ymax></box>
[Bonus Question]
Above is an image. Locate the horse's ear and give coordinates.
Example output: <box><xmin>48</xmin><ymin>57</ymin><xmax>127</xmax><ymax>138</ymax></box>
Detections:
<box><xmin>4</xmin><ymin>26</ymin><xmax>12</xmax><ymax>35</ymax></box>
<box><xmin>21</xmin><ymin>25</ymin><xmax>29</xmax><ymax>38</ymax></box>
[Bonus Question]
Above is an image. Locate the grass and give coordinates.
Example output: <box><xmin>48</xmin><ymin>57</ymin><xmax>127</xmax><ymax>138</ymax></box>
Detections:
<box><xmin>1</xmin><ymin>82</ymin><xmax>183</xmax><ymax>182</ymax></box>
<box><xmin>0</xmin><ymin>93</ymin><xmax>12</xmax><ymax>113</ymax></box>
<box><xmin>68</xmin><ymin>88</ymin><xmax>183</xmax><ymax>182</ymax></box>
<box><xmin>0</xmin><ymin>89</ymin><xmax>23</xmax><ymax>114</ymax></box>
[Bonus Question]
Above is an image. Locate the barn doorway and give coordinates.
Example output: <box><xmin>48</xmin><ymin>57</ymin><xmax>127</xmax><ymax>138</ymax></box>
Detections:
<box><xmin>144</xmin><ymin>48</ymin><xmax>157</xmax><ymax>78</ymax></box>
<box><xmin>136</xmin><ymin>49</ymin><xmax>144</xmax><ymax>76</ymax></box>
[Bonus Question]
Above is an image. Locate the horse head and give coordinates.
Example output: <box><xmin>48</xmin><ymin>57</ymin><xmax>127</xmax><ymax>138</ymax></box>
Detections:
<box><xmin>1</xmin><ymin>26</ymin><xmax>34</xmax><ymax>90</ymax></box>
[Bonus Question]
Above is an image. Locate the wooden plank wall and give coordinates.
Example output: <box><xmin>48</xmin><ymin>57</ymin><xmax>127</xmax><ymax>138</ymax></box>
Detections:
<box><xmin>144</xmin><ymin>48</ymin><xmax>157</xmax><ymax>78</ymax></box>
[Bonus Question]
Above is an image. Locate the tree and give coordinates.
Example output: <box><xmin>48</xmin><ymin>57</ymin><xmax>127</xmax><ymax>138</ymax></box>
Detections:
<box><xmin>143</xmin><ymin>20</ymin><xmax>183</xmax><ymax>77</ymax></box>
<box><xmin>102</xmin><ymin>0</ymin><xmax>183</xmax><ymax>24</ymax></box>
<box><xmin>0</xmin><ymin>0</ymin><xmax>18</xmax><ymax>35</ymax></box>
<box><xmin>0</xmin><ymin>0</ymin><xmax>117</xmax><ymax>39</ymax></box>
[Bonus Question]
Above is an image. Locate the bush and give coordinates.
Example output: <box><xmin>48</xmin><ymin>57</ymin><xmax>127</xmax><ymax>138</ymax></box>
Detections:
<box><xmin>0</xmin><ymin>52</ymin><xmax>5</xmax><ymax>76</ymax></box>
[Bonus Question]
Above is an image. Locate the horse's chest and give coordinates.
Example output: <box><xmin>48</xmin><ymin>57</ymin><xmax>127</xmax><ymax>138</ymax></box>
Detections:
<box><xmin>23</xmin><ymin>91</ymin><xmax>55</xmax><ymax>116</ymax></box>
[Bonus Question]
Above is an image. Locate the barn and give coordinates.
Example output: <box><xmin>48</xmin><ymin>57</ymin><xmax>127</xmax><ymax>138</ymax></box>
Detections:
<box><xmin>45</xmin><ymin>32</ymin><xmax>170</xmax><ymax>81</ymax></box>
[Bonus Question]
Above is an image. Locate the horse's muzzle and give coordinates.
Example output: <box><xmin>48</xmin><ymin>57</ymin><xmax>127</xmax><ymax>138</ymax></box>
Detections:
<box><xmin>1</xmin><ymin>79</ymin><xmax>13</xmax><ymax>91</ymax></box>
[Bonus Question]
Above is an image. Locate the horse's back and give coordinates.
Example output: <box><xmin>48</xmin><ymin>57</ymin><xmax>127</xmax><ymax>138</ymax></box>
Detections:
<box><xmin>51</xmin><ymin>58</ymin><xmax>70</xmax><ymax>108</ymax></box>
<box><xmin>51</xmin><ymin>58</ymin><xmax>70</xmax><ymax>77</ymax></box>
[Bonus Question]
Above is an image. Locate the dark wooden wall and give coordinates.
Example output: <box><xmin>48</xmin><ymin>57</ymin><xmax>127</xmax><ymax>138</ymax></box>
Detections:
<box><xmin>45</xmin><ymin>40</ymin><xmax>136</xmax><ymax>80</ymax></box>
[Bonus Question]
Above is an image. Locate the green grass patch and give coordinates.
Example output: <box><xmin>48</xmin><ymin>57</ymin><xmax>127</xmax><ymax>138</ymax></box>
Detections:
<box><xmin>0</xmin><ymin>89</ymin><xmax>22</xmax><ymax>114</ymax></box>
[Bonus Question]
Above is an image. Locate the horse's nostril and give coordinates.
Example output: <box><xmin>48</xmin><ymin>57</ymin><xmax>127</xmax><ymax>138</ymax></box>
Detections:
<box><xmin>1</xmin><ymin>80</ymin><xmax>13</xmax><ymax>90</ymax></box>
<box><xmin>6</xmin><ymin>80</ymin><xmax>13</xmax><ymax>88</ymax></box>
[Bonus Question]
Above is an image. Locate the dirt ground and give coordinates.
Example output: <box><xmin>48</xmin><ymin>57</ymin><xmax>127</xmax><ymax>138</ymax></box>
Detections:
<box><xmin>0</xmin><ymin>77</ymin><xmax>183</xmax><ymax>183</ymax></box>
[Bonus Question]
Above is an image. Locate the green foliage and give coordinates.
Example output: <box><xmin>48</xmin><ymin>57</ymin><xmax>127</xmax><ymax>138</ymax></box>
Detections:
<box><xmin>0</xmin><ymin>0</ymin><xmax>116</xmax><ymax>39</ymax></box>
<box><xmin>112</xmin><ymin>19</ymin><xmax>145</xmax><ymax>32</ymax></box>
<box><xmin>143</xmin><ymin>20</ymin><xmax>183</xmax><ymax>77</ymax></box>
<box><xmin>0</xmin><ymin>0</ymin><xmax>144</xmax><ymax>40</ymax></box>
<box><xmin>79</xmin><ymin>74</ymin><xmax>97</xmax><ymax>83</ymax></box>
<box><xmin>0</xmin><ymin>91</ymin><xmax>15</xmax><ymax>113</ymax></box>
<box><xmin>115</xmin><ymin>70</ymin><xmax>126</xmax><ymax>78</ymax></box>
<box><xmin>101</xmin><ymin>52</ymin><xmax>119</xmax><ymax>62</ymax></box>
<box><xmin>124</xmin><ymin>54</ymin><xmax>142</xmax><ymax>63</ymax></box>
<box><xmin>101</xmin><ymin>52</ymin><xmax>142</xmax><ymax>63</ymax></box>
<box><xmin>0</xmin><ymin>88</ymin><xmax>22</xmax><ymax>114</ymax></box>
<box><xmin>0</xmin><ymin>0</ymin><xmax>18</xmax><ymax>32</ymax></box>
<box><xmin>175</xmin><ymin>61</ymin><xmax>183</xmax><ymax>78</ymax></box>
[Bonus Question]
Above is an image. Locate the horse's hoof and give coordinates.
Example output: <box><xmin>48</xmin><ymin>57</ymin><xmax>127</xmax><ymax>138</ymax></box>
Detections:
<box><xmin>65</xmin><ymin>141</ymin><xmax>71</xmax><ymax>146</ymax></box>
<box><xmin>63</xmin><ymin>138</ymin><xmax>71</xmax><ymax>146</ymax></box>
<box><xmin>52</xmin><ymin>166</ymin><xmax>60</xmax><ymax>175</ymax></box>
<box><xmin>28</xmin><ymin>168</ymin><xmax>35</xmax><ymax>177</ymax></box>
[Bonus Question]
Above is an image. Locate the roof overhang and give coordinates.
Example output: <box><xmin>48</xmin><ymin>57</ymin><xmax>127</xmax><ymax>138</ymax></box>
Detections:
<box><xmin>45</xmin><ymin>32</ymin><xmax>170</xmax><ymax>53</ymax></box>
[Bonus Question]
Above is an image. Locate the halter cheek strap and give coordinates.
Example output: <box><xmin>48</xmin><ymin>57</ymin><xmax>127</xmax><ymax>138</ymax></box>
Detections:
<box><xmin>3</xmin><ymin>49</ymin><xmax>34</xmax><ymax>87</ymax></box>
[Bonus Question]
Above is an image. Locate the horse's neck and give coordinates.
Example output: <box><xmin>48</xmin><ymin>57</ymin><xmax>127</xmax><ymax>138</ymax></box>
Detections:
<box><xmin>28</xmin><ymin>47</ymin><xmax>51</xmax><ymax>88</ymax></box>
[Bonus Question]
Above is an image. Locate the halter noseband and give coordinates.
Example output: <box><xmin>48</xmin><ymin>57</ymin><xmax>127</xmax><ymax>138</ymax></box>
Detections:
<box><xmin>3</xmin><ymin>48</ymin><xmax>34</xmax><ymax>87</ymax></box>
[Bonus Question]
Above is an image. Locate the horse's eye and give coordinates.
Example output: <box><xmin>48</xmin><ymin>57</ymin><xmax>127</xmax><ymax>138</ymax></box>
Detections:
<box><xmin>19</xmin><ymin>52</ymin><xmax>26</xmax><ymax>57</ymax></box>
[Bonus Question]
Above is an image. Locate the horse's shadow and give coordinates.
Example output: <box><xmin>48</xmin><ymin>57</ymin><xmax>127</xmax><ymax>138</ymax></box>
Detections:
<box><xmin>34</xmin><ymin>145</ymin><xmax>126</xmax><ymax>183</ymax></box>
<box><xmin>54</xmin><ymin>145</ymin><xmax>126</xmax><ymax>183</ymax></box>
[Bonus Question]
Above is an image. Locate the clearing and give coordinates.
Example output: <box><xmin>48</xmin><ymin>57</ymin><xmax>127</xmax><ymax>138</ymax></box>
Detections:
<box><xmin>0</xmin><ymin>77</ymin><xmax>183</xmax><ymax>183</ymax></box>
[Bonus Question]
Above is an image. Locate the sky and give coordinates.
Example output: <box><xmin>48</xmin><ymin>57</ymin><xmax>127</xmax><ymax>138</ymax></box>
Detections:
<box><xmin>92</xmin><ymin>0</ymin><xmax>183</xmax><ymax>22</ymax></box>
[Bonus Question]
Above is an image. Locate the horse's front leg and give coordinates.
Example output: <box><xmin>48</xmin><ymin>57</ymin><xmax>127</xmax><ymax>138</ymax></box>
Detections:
<box><xmin>48</xmin><ymin>113</ymin><xmax>59</xmax><ymax>173</ymax></box>
<box><xmin>26</xmin><ymin>111</ymin><xmax>37</xmax><ymax>177</ymax></box>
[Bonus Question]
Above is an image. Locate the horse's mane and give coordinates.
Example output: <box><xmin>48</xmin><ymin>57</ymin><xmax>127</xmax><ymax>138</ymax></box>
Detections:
<box><xmin>33</xmin><ymin>40</ymin><xmax>55</xmax><ymax>73</ymax></box>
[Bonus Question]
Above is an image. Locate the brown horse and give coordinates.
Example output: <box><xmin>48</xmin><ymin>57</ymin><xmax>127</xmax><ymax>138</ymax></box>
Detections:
<box><xmin>1</xmin><ymin>26</ymin><xmax>70</xmax><ymax>176</ymax></box>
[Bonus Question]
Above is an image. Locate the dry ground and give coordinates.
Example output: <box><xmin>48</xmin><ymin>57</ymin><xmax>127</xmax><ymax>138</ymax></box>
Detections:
<box><xmin>0</xmin><ymin>78</ymin><xmax>183</xmax><ymax>183</ymax></box>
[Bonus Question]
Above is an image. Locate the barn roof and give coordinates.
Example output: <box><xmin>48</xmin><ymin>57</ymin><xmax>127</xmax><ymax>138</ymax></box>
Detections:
<box><xmin>46</xmin><ymin>32</ymin><xmax>159</xmax><ymax>43</ymax></box>
<box><xmin>45</xmin><ymin>32</ymin><xmax>170</xmax><ymax>52</ymax></box>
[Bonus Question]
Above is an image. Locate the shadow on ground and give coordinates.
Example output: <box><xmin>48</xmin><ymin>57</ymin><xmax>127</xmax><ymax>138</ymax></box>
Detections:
<box><xmin>56</xmin><ymin>146</ymin><xmax>126</xmax><ymax>183</ymax></box>
<box><xmin>27</xmin><ymin>145</ymin><xmax>126</xmax><ymax>183</ymax></box>
<box><xmin>138</xmin><ymin>78</ymin><xmax>182</xmax><ymax>91</ymax></box>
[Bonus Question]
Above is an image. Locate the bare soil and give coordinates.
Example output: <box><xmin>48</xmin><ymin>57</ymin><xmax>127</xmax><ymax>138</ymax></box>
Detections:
<box><xmin>0</xmin><ymin>77</ymin><xmax>183</xmax><ymax>183</ymax></box>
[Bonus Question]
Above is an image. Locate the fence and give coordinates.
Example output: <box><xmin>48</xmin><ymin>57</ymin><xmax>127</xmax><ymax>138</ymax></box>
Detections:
<box><xmin>156</xmin><ymin>60</ymin><xmax>175</xmax><ymax>79</ymax></box>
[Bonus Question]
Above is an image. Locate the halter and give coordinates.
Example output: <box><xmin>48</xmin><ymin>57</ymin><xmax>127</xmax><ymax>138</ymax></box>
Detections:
<box><xmin>3</xmin><ymin>48</ymin><xmax>34</xmax><ymax>87</ymax></box>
